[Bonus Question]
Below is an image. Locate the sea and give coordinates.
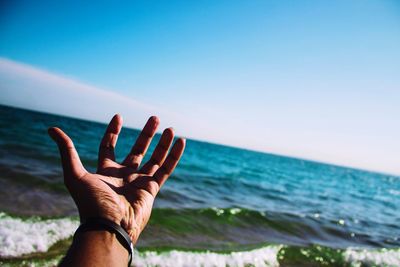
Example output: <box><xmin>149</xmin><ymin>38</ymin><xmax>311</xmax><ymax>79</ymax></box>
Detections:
<box><xmin>0</xmin><ymin>104</ymin><xmax>399</xmax><ymax>267</ymax></box>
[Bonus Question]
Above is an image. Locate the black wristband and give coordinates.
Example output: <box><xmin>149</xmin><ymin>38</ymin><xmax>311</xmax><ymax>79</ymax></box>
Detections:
<box><xmin>74</xmin><ymin>217</ymin><xmax>133</xmax><ymax>266</ymax></box>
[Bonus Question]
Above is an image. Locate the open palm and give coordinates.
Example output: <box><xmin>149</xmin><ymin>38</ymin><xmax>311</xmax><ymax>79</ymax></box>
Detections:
<box><xmin>48</xmin><ymin>115</ymin><xmax>185</xmax><ymax>243</ymax></box>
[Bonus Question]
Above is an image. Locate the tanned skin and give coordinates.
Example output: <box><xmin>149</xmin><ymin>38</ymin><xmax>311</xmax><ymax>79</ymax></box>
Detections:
<box><xmin>49</xmin><ymin>115</ymin><xmax>186</xmax><ymax>267</ymax></box>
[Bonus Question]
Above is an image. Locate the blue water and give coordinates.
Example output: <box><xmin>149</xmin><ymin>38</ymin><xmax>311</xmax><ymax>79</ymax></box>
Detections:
<box><xmin>0</xmin><ymin>104</ymin><xmax>399</xmax><ymax>255</ymax></box>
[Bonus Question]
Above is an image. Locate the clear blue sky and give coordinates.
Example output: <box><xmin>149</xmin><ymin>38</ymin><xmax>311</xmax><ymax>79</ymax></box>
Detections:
<box><xmin>1</xmin><ymin>1</ymin><xmax>400</xmax><ymax>174</ymax></box>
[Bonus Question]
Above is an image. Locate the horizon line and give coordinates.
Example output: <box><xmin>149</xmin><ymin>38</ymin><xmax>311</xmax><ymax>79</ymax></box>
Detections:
<box><xmin>1</xmin><ymin>102</ymin><xmax>398</xmax><ymax>178</ymax></box>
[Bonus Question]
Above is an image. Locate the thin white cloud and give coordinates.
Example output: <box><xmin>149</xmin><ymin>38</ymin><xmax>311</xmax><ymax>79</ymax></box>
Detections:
<box><xmin>0</xmin><ymin>57</ymin><xmax>197</xmax><ymax>133</ymax></box>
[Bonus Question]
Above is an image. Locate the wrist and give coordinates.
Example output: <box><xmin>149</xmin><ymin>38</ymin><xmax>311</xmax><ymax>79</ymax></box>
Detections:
<box><xmin>75</xmin><ymin>229</ymin><xmax>129</xmax><ymax>257</ymax></box>
<box><xmin>61</xmin><ymin>230</ymin><xmax>129</xmax><ymax>267</ymax></box>
<box><xmin>74</xmin><ymin>218</ymin><xmax>133</xmax><ymax>266</ymax></box>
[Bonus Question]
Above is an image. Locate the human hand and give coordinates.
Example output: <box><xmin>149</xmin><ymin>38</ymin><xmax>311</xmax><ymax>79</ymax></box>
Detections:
<box><xmin>48</xmin><ymin>115</ymin><xmax>185</xmax><ymax>243</ymax></box>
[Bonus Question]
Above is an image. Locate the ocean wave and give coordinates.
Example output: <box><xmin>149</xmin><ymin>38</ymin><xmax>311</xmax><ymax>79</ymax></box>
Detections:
<box><xmin>134</xmin><ymin>246</ymin><xmax>400</xmax><ymax>267</ymax></box>
<box><xmin>0</xmin><ymin>212</ymin><xmax>399</xmax><ymax>267</ymax></box>
<box><xmin>134</xmin><ymin>247</ymin><xmax>281</xmax><ymax>267</ymax></box>
<box><xmin>1</xmin><ymin>208</ymin><xmax>399</xmax><ymax>258</ymax></box>
<box><xmin>344</xmin><ymin>248</ymin><xmax>400</xmax><ymax>267</ymax></box>
<box><xmin>0</xmin><ymin>213</ymin><xmax>78</xmax><ymax>258</ymax></box>
<box><xmin>142</xmin><ymin>208</ymin><xmax>399</xmax><ymax>249</ymax></box>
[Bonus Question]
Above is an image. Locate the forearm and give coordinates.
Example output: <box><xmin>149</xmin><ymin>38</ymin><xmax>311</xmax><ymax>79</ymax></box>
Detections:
<box><xmin>59</xmin><ymin>230</ymin><xmax>129</xmax><ymax>267</ymax></box>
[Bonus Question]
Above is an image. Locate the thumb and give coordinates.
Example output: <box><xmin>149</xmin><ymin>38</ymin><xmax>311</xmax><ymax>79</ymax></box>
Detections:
<box><xmin>48</xmin><ymin>127</ymin><xmax>86</xmax><ymax>180</ymax></box>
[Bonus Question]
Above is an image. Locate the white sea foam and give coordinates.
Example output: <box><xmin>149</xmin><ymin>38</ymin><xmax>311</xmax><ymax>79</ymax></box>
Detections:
<box><xmin>0</xmin><ymin>213</ymin><xmax>79</xmax><ymax>257</ymax></box>
<box><xmin>1</xmin><ymin>213</ymin><xmax>400</xmax><ymax>267</ymax></box>
<box><xmin>133</xmin><ymin>246</ymin><xmax>282</xmax><ymax>267</ymax></box>
<box><xmin>344</xmin><ymin>248</ymin><xmax>400</xmax><ymax>267</ymax></box>
<box><xmin>133</xmin><ymin>247</ymin><xmax>400</xmax><ymax>267</ymax></box>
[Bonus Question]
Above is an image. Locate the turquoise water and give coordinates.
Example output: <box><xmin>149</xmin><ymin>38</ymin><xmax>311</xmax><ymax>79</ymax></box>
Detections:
<box><xmin>0</xmin><ymin>104</ymin><xmax>399</xmax><ymax>266</ymax></box>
